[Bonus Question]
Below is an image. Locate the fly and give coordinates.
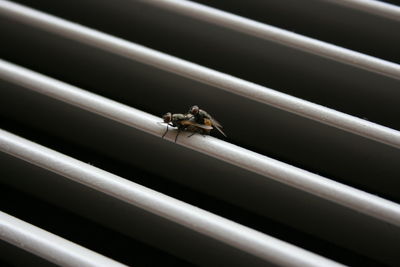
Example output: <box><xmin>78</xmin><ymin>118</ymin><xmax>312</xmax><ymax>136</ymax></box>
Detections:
<box><xmin>188</xmin><ymin>105</ymin><xmax>226</xmax><ymax>137</ymax></box>
<box><xmin>162</xmin><ymin>112</ymin><xmax>213</xmax><ymax>142</ymax></box>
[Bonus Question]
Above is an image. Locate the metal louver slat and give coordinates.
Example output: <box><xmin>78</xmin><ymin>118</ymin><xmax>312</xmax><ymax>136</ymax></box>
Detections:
<box><xmin>1</xmin><ymin>0</ymin><xmax>399</xmax><ymax>146</ymax></box>
<box><xmin>1</xmin><ymin>0</ymin><xmax>400</xmax><ymax>266</ymax></box>
<box><xmin>0</xmin><ymin>129</ymin><xmax>344</xmax><ymax>267</ymax></box>
<box><xmin>0</xmin><ymin>60</ymin><xmax>399</xmax><ymax>265</ymax></box>
<box><xmin>1</xmin><ymin>59</ymin><xmax>400</xmax><ymax>225</ymax></box>
<box><xmin>0</xmin><ymin>211</ymin><xmax>127</xmax><ymax>267</ymax></box>
<box><xmin>1</xmin><ymin>0</ymin><xmax>400</xmax><ymax>203</ymax></box>
<box><xmin>191</xmin><ymin>0</ymin><xmax>400</xmax><ymax>63</ymax></box>
<box><xmin>143</xmin><ymin>0</ymin><xmax>400</xmax><ymax>78</ymax></box>
<box><xmin>4</xmin><ymin>0</ymin><xmax>399</xmax><ymax>130</ymax></box>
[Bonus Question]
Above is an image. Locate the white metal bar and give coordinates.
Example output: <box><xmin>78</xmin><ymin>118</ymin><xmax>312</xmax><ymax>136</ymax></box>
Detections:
<box><xmin>141</xmin><ymin>0</ymin><xmax>400</xmax><ymax>79</ymax></box>
<box><xmin>0</xmin><ymin>211</ymin><xmax>126</xmax><ymax>267</ymax></box>
<box><xmin>0</xmin><ymin>1</ymin><xmax>398</xmax><ymax>150</ymax></box>
<box><xmin>0</xmin><ymin>129</ymin><xmax>344</xmax><ymax>267</ymax></box>
<box><xmin>326</xmin><ymin>0</ymin><xmax>400</xmax><ymax>21</ymax></box>
<box><xmin>1</xmin><ymin>60</ymin><xmax>400</xmax><ymax>228</ymax></box>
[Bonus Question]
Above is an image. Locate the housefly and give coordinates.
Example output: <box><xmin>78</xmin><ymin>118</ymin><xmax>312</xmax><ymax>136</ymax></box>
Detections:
<box><xmin>188</xmin><ymin>105</ymin><xmax>226</xmax><ymax>137</ymax></box>
<box><xmin>162</xmin><ymin>112</ymin><xmax>213</xmax><ymax>142</ymax></box>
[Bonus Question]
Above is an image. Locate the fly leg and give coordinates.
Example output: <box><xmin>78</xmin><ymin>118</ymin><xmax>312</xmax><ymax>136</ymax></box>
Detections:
<box><xmin>187</xmin><ymin>132</ymin><xmax>197</xmax><ymax>138</ymax></box>
<box><xmin>188</xmin><ymin>129</ymin><xmax>208</xmax><ymax>138</ymax></box>
<box><xmin>175</xmin><ymin>130</ymin><xmax>181</xmax><ymax>143</ymax></box>
<box><xmin>162</xmin><ymin>124</ymin><xmax>169</xmax><ymax>138</ymax></box>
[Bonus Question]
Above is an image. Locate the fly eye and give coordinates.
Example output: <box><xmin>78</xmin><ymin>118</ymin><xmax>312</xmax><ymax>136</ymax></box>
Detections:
<box><xmin>163</xmin><ymin>112</ymin><xmax>172</xmax><ymax>123</ymax></box>
<box><xmin>190</xmin><ymin>105</ymin><xmax>199</xmax><ymax>115</ymax></box>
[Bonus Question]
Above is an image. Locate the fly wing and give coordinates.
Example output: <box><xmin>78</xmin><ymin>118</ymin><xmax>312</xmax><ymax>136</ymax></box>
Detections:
<box><xmin>214</xmin><ymin>123</ymin><xmax>227</xmax><ymax>137</ymax></box>
<box><xmin>192</xmin><ymin>122</ymin><xmax>213</xmax><ymax>130</ymax></box>
<box><xmin>180</xmin><ymin>120</ymin><xmax>213</xmax><ymax>130</ymax></box>
<box><xmin>201</xmin><ymin>110</ymin><xmax>227</xmax><ymax>137</ymax></box>
<box><xmin>209</xmin><ymin>116</ymin><xmax>227</xmax><ymax>137</ymax></box>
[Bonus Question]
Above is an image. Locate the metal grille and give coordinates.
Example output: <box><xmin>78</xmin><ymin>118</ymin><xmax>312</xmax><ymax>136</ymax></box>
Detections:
<box><xmin>1</xmin><ymin>0</ymin><xmax>400</xmax><ymax>266</ymax></box>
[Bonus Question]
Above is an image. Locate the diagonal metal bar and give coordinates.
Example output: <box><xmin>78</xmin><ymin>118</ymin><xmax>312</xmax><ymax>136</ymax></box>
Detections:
<box><xmin>0</xmin><ymin>1</ymin><xmax>399</xmax><ymax>149</ymax></box>
<box><xmin>0</xmin><ymin>211</ymin><xmax>127</xmax><ymax>267</ymax></box>
<box><xmin>0</xmin><ymin>129</ymin><xmax>345</xmax><ymax>267</ymax></box>
<box><xmin>143</xmin><ymin>0</ymin><xmax>400</xmax><ymax>78</ymax></box>
<box><xmin>1</xmin><ymin>60</ymin><xmax>400</xmax><ymax>228</ymax></box>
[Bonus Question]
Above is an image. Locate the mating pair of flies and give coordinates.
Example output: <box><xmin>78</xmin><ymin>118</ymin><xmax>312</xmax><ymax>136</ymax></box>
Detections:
<box><xmin>162</xmin><ymin>105</ymin><xmax>226</xmax><ymax>142</ymax></box>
